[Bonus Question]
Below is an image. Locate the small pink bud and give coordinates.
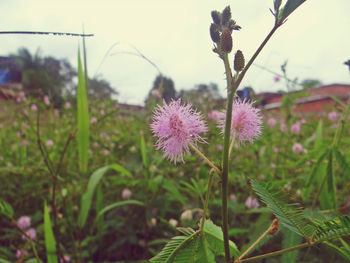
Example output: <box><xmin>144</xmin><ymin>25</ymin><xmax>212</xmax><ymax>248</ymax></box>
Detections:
<box><xmin>328</xmin><ymin>111</ymin><xmax>339</xmax><ymax>122</ymax></box>
<box><xmin>65</xmin><ymin>102</ymin><xmax>71</xmax><ymax>109</ymax></box>
<box><xmin>17</xmin><ymin>216</ymin><xmax>31</xmax><ymax>229</ymax></box>
<box><xmin>44</xmin><ymin>95</ymin><xmax>50</xmax><ymax>106</ymax></box>
<box><xmin>30</xmin><ymin>104</ymin><xmax>37</xmax><ymax>111</ymax></box>
<box><xmin>180</xmin><ymin>209</ymin><xmax>193</xmax><ymax>221</ymax></box>
<box><xmin>46</xmin><ymin>140</ymin><xmax>54</xmax><ymax>147</ymax></box>
<box><xmin>292</xmin><ymin>143</ymin><xmax>304</xmax><ymax>153</ymax></box>
<box><xmin>290</xmin><ymin>122</ymin><xmax>301</xmax><ymax>134</ymax></box>
<box><xmin>121</xmin><ymin>188</ymin><xmax>132</xmax><ymax>199</ymax></box>
<box><xmin>267</xmin><ymin>118</ymin><xmax>277</xmax><ymax>128</ymax></box>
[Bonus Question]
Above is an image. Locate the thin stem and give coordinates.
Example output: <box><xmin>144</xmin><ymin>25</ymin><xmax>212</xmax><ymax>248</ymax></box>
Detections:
<box><xmin>237</xmin><ymin>242</ymin><xmax>311</xmax><ymax>262</ymax></box>
<box><xmin>228</xmin><ymin>134</ymin><xmax>236</xmax><ymax>159</ymax></box>
<box><xmin>189</xmin><ymin>143</ymin><xmax>221</xmax><ymax>176</ymax></box>
<box><xmin>29</xmin><ymin>240</ymin><xmax>42</xmax><ymax>263</ymax></box>
<box><xmin>235</xmin><ymin>220</ymin><xmax>275</xmax><ymax>262</ymax></box>
<box><xmin>200</xmin><ymin>169</ymin><xmax>215</xmax><ymax>233</ymax></box>
<box><xmin>332</xmin><ymin>92</ymin><xmax>350</xmax><ymax>147</ymax></box>
<box><xmin>221</xmin><ymin>51</ymin><xmax>235</xmax><ymax>263</ymax></box>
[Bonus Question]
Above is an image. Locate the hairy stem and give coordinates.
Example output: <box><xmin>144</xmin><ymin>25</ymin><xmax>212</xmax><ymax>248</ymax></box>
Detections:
<box><xmin>235</xmin><ymin>220</ymin><xmax>275</xmax><ymax>262</ymax></box>
<box><xmin>200</xmin><ymin>169</ymin><xmax>215</xmax><ymax>233</ymax></box>
<box><xmin>237</xmin><ymin>242</ymin><xmax>311</xmax><ymax>262</ymax></box>
<box><xmin>189</xmin><ymin>143</ymin><xmax>221</xmax><ymax>176</ymax></box>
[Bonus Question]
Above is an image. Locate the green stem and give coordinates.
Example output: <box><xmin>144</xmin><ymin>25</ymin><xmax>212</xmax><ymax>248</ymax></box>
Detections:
<box><xmin>235</xmin><ymin>220</ymin><xmax>275</xmax><ymax>262</ymax></box>
<box><xmin>200</xmin><ymin>169</ymin><xmax>215</xmax><ymax>233</ymax></box>
<box><xmin>332</xmin><ymin>92</ymin><xmax>350</xmax><ymax>147</ymax></box>
<box><xmin>228</xmin><ymin>134</ymin><xmax>236</xmax><ymax>159</ymax></box>
<box><xmin>30</xmin><ymin>240</ymin><xmax>42</xmax><ymax>263</ymax></box>
<box><xmin>189</xmin><ymin>143</ymin><xmax>221</xmax><ymax>176</ymax></box>
<box><xmin>221</xmin><ymin>51</ymin><xmax>235</xmax><ymax>263</ymax></box>
<box><xmin>237</xmin><ymin>242</ymin><xmax>311</xmax><ymax>262</ymax></box>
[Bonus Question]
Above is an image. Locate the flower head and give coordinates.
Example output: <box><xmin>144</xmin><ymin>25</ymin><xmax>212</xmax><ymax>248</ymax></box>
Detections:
<box><xmin>267</xmin><ymin>117</ymin><xmax>277</xmax><ymax>128</ymax></box>
<box><xmin>290</xmin><ymin>122</ymin><xmax>301</xmax><ymax>134</ymax></box>
<box><xmin>245</xmin><ymin>196</ymin><xmax>259</xmax><ymax>209</ymax></box>
<box><xmin>292</xmin><ymin>142</ymin><xmax>304</xmax><ymax>153</ymax></box>
<box><xmin>17</xmin><ymin>216</ymin><xmax>31</xmax><ymax>230</ymax></box>
<box><xmin>151</xmin><ymin>99</ymin><xmax>207</xmax><ymax>163</ymax></box>
<box><xmin>218</xmin><ymin>99</ymin><xmax>262</xmax><ymax>144</ymax></box>
<box><xmin>328</xmin><ymin>111</ymin><xmax>339</xmax><ymax>122</ymax></box>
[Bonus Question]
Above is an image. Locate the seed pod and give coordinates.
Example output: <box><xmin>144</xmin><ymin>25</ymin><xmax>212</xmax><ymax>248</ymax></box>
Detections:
<box><xmin>211</xmin><ymin>10</ymin><xmax>221</xmax><ymax>25</ymax></box>
<box><xmin>210</xmin><ymin>23</ymin><xmax>220</xmax><ymax>43</ymax></box>
<box><xmin>269</xmin><ymin>218</ymin><xmax>279</xmax><ymax>235</ymax></box>
<box><xmin>221</xmin><ymin>6</ymin><xmax>231</xmax><ymax>26</ymax></box>
<box><xmin>229</xmin><ymin>19</ymin><xmax>242</xmax><ymax>32</ymax></box>
<box><xmin>220</xmin><ymin>29</ymin><xmax>232</xmax><ymax>53</ymax></box>
<box><xmin>234</xmin><ymin>50</ymin><xmax>245</xmax><ymax>71</ymax></box>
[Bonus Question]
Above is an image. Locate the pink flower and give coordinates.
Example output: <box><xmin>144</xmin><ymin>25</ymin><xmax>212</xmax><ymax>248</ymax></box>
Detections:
<box><xmin>54</xmin><ymin>109</ymin><xmax>60</xmax><ymax>118</ymax></box>
<box><xmin>59</xmin><ymin>255</ymin><xmax>71</xmax><ymax>263</ymax></box>
<box><xmin>267</xmin><ymin>117</ymin><xmax>277</xmax><ymax>128</ymax></box>
<box><xmin>90</xmin><ymin>117</ymin><xmax>97</xmax><ymax>124</ymax></box>
<box><xmin>46</xmin><ymin>140</ymin><xmax>54</xmax><ymax>147</ymax></box>
<box><xmin>17</xmin><ymin>216</ymin><xmax>31</xmax><ymax>229</ymax></box>
<box><xmin>273</xmin><ymin>147</ymin><xmax>279</xmax><ymax>153</ymax></box>
<box><xmin>245</xmin><ymin>196</ymin><xmax>259</xmax><ymax>209</ymax></box>
<box><xmin>273</xmin><ymin>75</ymin><xmax>281</xmax><ymax>82</ymax></box>
<box><xmin>20</xmin><ymin>140</ymin><xmax>29</xmax><ymax>147</ymax></box>
<box><xmin>30</xmin><ymin>104</ymin><xmax>37</xmax><ymax>111</ymax></box>
<box><xmin>216</xmin><ymin>144</ymin><xmax>223</xmax><ymax>151</ymax></box>
<box><xmin>16</xmin><ymin>250</ymin><xmax>28</xmax><ymax>259</ymax></box>
<box><xmin>44</xmin><ymin>95</ymin><xmax>50</xmax><ymax>106</ymax></box>
<box><xmin>0</xmin><ymin>156</ymin><xmax>3</xmax><ymax>162</ymax></box>
<box><xmin>217</xmin><ymin>99</ymin><xmax>262</xmax><ymax>144</ymax></box>
<box><xmin>93</xmin><ymin>142</ymin><xmax>99</xmax><ymax>148</ymax></box>
<box><xmin>151</xmin><ymin>99</ymin><xmax>207</xmax><ymax>163</ymax></box>
<box><xmin>290</xmin><ymin>122</ymin><xmax>301</xmax><ymax>134</ymax></box>
<box><xmin>121</xmin><ymin>188</ymin><xmax>132</xmax><ymax>199</ymax></box>
<box><xmin>23</xmin><ymin>228</ymin><xmax>37</xmax><ymax>240</ymax></box>
<box><xmin>280</xmin><ymin>123</ymin><xmax>287</xmax><ymax>132</ymax></box>
<box><xmin>207</xmin><ymin>110</ymin><xmax>221</xmax><ymax>121</ymax></box>
<box><xmin>101</xmin><ymin>149</ymin><xmax>110</xmax><ymax>155</ymax></box>
<box><xmin>328</xmin><ymin>111</ymin><xmax>339</xmax><ymax>122</ymax></box>
<box><xmin>292</xmin><ymin>143</ymin><xmax>304</xmax><ymax>153</ymax></box>
<box><xmin>65</xmin><ymin>102</ymin><xmax>71</xmax><ymax>109</ymax></box>
<box><xmin>229</xmin><ymin>194</ymin><xmax>236</xmax><ymax>202</ymax></box>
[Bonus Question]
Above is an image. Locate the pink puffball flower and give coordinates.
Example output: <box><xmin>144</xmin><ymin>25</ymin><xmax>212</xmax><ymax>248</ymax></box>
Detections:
<box><xmin>46</xmin><ymin>140</ymin><xmax>54</xmax><ymax>147</ymax></box>
<box><xmin>54</xmin><ymin>109</ymin><xmax>60</xmax><ymax>118</ymax></box>
<box><xmin>292</xmin><ymin>143</ymin><xmax>304</xmax><ymax>153</ymax></box>
<box><xmin>267</xmin><ymin>117</ymin><xmax>277</xmax><ymax>128</ymax></box>
<box><xmin>207</xmin><ymin>110</ymin><xmax>221</xmax><ymax>121</ymax></box>
<box><xmin>229</xmin><ymin>194</ymin><xmax>237</xmax><ymax>202</ymax></box>
<box><xmin>65</xmin><ymin>102</ymin><xmax>71</xmax><ymax>109</ymax></box>
<box><xmin>17</xmin><ymin>216</ymin><xmax>31</xmax><ymax>230</ymax></box>
<box><xmin>30</xmin><ymin>104</ymin><xmax>38</xmax><ymax>111</ymax></box>
<box><xmin>245</xmin><ymin>196</ymin><xmax>260</xmax><ymax>209</ymax></box>
<box><xmin>280</xmin><ymin>123</ymin><xmax>287</xmax><ymax>132</ymax></box>
<box><xmin>59</xmin><ymin>255</ymin><xmax>71</xmax><ymax>263</ymax></box>
<box><xmin>290</xmin><ymin>122</ymin><xmax>301</xmax><ymax>134</ymax></box>
<box><xmin>121</xmin><ymin>188</ymin><xmax>132</xmax><ymax>199</ymax></box>
<box><xmin>217</xmin><ymin>99</ymin><xmax>262</xmax><ymax>144</ymax></box>
<box><xmin>328</xmin><ymin>111</ymin><xmax>339</xmax><ymax>122</ymax></box>
<box><xmin>90</xmin><ymin>117</ymin><xmax>97</xmax><ymax>124</ymax></box>
<box><xmin>16</xmin><ymin>250</ymin><xmax>28</xmax><ymax>259</ymax></box>
<box><xmin>23</xmin><ymin>228</ymin><xmax>37</xmax><ymax>240</ymax></box>
<box><xmin>44</xmin><ymin>95</ymin><xmax>50</xmax><ymax>106</ymax></box>
<box><xmin>273</xmin><ymin>147</ymin><xmax>279</xmax><ymax>153</ymax></box>
<box><xmin>151</xmin><ymin>99</ymin><xmax>207</xmax><ymax>163</ymax></box>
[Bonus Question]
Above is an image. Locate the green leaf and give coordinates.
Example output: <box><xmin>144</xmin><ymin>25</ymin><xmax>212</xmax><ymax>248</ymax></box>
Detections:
<box><xmin>279</xmin><ymin>0</ymin><xmax>306</xmax><ymax>22</ymax></box>
<box><xmin>302</xmin><ymin>148</ymin><xmax>329</xmax><ymax>200</ymax></box>
<box><xmin>274</xmin><ymin>0</ymin><xmax>282</xmax><ymax>12</ymax></box>
<box><xmin>78</xmin><ymin>166</ymin><xmax>110</xmax><ymax>227</ymax></box>
<box><xmin>333</xmin><ymin>146</ymin><xmax>350</xmax><ymax>176</ymax></box>
<box><xmin>77</xmin><ymin>48</ymin><xmax>90</xmax><ymax>174</ymax></box>
<box><xmin>109</xmin><ymin>163</ymin><xmax>133</xmax><ymax>178</ymax></box>
<box><xmin>313</xmin><ymin>216</ymin><xmax>350</xmax><ymax>242</ymax></box>
<box><xmin>323</xmin><ymin>241</ymin><xmax>350</xmax><ymax>261</ymax></box>
<box><xmin>0</xmin><ymin>199</ymin><xmax>14</xmax><ymax>218</ymax></box>
<box><xmin>0</xmin><ymin>259</ymin><xmax>11</xmax><ymax>263</ymax></box>
<box><xmin>96</xmin><ymin>184</ymin><xmax>104</xmax><ymax>235</ymax></box>
<box><xmin>140</xmin><ymin>134</ymin><xmax>148</xmax><ymax>168</ymax></box>
<box><xmin>281</xmin><ymin>228</ymin><xmax>302</xmax><ymax>263</ymax></box>
<box><xmin>44</xmin><ymin>200</ymin><xmax>58</xmax><ymax>263</ymax></box>
<box><xmin>203</xmin><ymin>220</ymin><xmax>240</xmax><ymax>259</ymax></box>
<box><xmin>96</xmin><ymin>200</ymin><xmax>144</xmax><ymax>220</ymax></box>
<box><xmin>251</xmin><ymin>180</ymin><xmax>315</xmax><ymax>240</ymax></box>
<box><xmin>150</xmin><ymin>221</ymin><xmax>239</xmax><ymax>263</ymax></box>
<box><xmin>319</xmin><ymin>151</ymin><xmax>336</xmax><ymax>210</ymax></box>
<box><xmin>314</xmin><ymin>119</ymin><xmax>323</xmax><ymax>149</ymax></box>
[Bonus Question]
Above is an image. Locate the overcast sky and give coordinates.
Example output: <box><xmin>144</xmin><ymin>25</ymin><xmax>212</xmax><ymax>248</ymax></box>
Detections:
<box><xmin>1</xmin><ymin>0</ymin><xmax>349</xmax><ymax>105</ymax></box>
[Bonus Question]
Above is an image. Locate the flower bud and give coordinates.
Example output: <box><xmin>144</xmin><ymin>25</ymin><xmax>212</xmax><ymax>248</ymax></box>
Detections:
<box><xmin>269</xmin><ymin>218</ymin><xmax>279</xmax><ymax>235</ymax></box>
<box><xmin>220</xmin><ymin>29</ymin><xmax>232</xmax><ymax>53</ymax></box>
<box><xmin>210</xmin><ymin>23</ymin><xmax>220</xmax><ymax>43</ymax></box>
<box><xmin>234</xmin><ymin>50</ymin><xmax>245</xmax><ymax>71</ymax></box>
<box><xmin>211</xmin><ymin>10</ymin><xmax>221</xmax><ymax>25</ymax></box>
<box><xmin>221</xmin><ymin>6</ymin><xmax>231</xmax><ymax>26</ymax></box>
<box><xmin>180</xmin><ymin>209</ymin><xmax>193</xmax><ymax>221</ymax></box>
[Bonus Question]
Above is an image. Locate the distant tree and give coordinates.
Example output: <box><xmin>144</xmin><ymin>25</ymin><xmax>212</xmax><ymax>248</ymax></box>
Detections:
<box><xmin>300</xmin><ymin>79</ymin><xmax>322</xmax><ymax>88</ymax></box>
<box><xmin>11</xmin><ymin>47</ymin><xmax>76</xmax><ymax>104</ymax></box>
<box><xmin>145</xmin><ymin>74</ymin><xmax>176</xmax><ymax>103</ymax></box>
<box><xmin>88</xmin><ymin>76</ymin><xmax>118</xmax><ymax>100</ymax></box>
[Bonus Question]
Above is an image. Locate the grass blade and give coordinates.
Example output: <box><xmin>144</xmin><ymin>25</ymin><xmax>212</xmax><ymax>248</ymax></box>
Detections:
<box><xmin>77</xmin><ymin>48</ymin><xmax>90</xmax><ymax>174</ymax></box>
<box><xmin>44</xmin><ymin>200</ymin><xmax>58</xmax><ymax>263</ymax></box>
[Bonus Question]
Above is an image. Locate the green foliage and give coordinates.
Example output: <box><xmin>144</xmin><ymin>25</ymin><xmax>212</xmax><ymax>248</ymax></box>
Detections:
<box><xmin>78</xmin><ymin>166</ymin><xmax>109</xmax><ymax>227</ymax></box>
<box><xmin>0</xmin><ymin>199</ymin><xmax>14</xmax><ymax>218</ymax></box>
<box><xmin>278</xmin><ymin>0</ymin><xmax>307</xmax><ymax>22</ymax></box>
<box><xmin>150</xmin><ymin>220</ymin><xmax>239</xmax><ymax>263</ymax></box>
<box><xmin>251</xmin><ymin>180</ymin><xmax>316</xmax><ymax>240</ymax></box>
<box><xmin>44</xmin><ymin>200</ymin><xmax>58</xmax><ymax>263</ymax></box>
<box><xmin>77</xmin><ymin>48</ymin><xmax>90</xmax><ymax>174</ymax></box>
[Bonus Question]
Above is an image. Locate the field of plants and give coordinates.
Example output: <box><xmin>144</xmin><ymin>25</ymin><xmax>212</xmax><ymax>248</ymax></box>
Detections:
<box><xmin>1</xmin><ymin>1</ymin><xmax>350</xmax><ymax>263</ymax></box>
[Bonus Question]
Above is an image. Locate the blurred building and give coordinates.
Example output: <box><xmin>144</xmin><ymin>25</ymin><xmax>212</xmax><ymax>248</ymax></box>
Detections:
<box><xmin>0</xmin><ymin>56</ymin><xmax>22</xmax><ymax>100</ymax></box>
<box><xmin>260</xmin><ymin>84</ymin><xmax>350</xmax><ymax>113</ymax></box>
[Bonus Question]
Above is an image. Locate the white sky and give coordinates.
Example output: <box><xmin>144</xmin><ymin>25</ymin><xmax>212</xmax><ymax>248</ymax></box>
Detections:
<box><xmin>1</xmin><ymin>0</ymin><xmax>349</xmax><ymax>105</ymax></box>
